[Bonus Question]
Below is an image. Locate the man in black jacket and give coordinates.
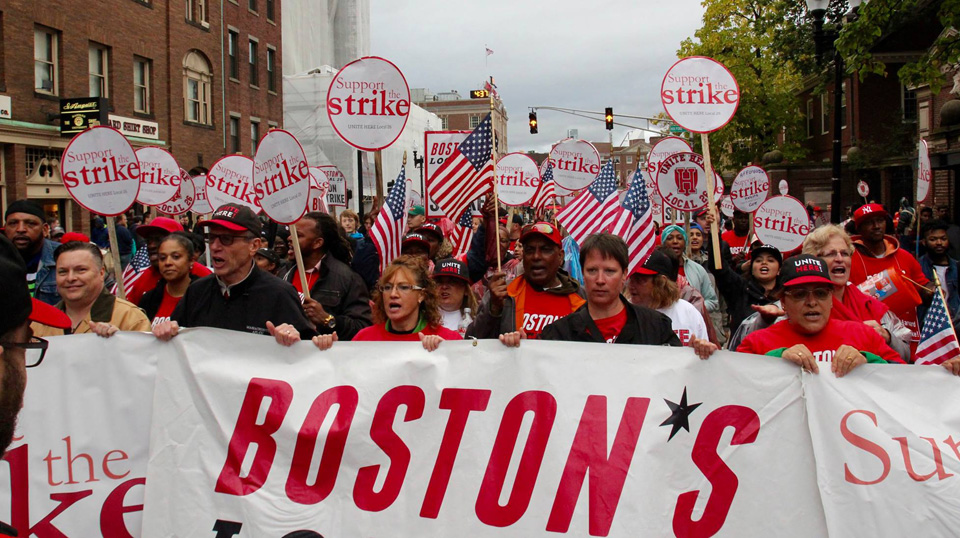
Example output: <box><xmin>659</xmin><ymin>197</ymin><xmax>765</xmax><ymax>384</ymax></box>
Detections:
<box><xmin>152</xmin><ymin>204</ymin><xmax>316</xmax><ymax>345</ymax></box>
<box><xmin>540</xmin><ymin>233</ymin><xmax>681</xmax><ymax>346</ymax></box>
<box><xmin>283</xmin><ymin>212</ymin><xmax>371</xmax><ymax>340</ymax></box>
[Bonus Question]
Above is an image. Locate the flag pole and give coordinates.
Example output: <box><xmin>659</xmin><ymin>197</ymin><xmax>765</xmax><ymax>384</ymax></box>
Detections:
<box><xmin>930</xmin><ymin>268</ymin><xmax>960</xmax><ymax>344</ymax></box>
<box><xmin>106</xmin><ymin>216</ymin><xmax>126</xmax><ymax>300</ymax></box>
<box><xmin>489</xmin><ymin>77</ymin><xmax>502</xmax><ymax>272</ymax></box>
<box><xmin>701</xmin><ymin>133</ymin><xmax>722</xmax><ymax>270</ymax></box>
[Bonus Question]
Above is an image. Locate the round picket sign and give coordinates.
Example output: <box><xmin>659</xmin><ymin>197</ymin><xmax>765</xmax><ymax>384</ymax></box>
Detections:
<box><xmin>135</xmin><ymin>147</ymin><xmax>181</xmax><ymax>206</ymax></box>
<box><xmin>326</xmin><ymin>56</ymin><xmax>411</xmax><ymax>151</ymax></box>
<box><xmin>661</xmin><ymin>56</ymin><xmax>740</xmax><ymax>133</ymax></box>
<box><xmin>549</xmin><ymin>139</ymin><xmax>601</xmax><ymax>191</ymax></box>
<box><xmin>60</xmin><ymin>126</ymin><xmax>141</xmax><ymax>216</ymax></box>
<box><xmin>655</xmin><ymin>152</ymin><xmax>723</xmax><ymax>212</ymax></box>
<box><xmin>190</xmin><ymin>174</ymin><xmax>214</xmax><ymax>214</ymax></box>
<box><xmin>496</xmin><ymin>153</ymin><xmax>541</xmax><ymax>207</ymax></box>
<box><xmin>646</xmin><ymin>136</ymin><xmax>692</xmax><ymax>179</ymax></box>
<box><xmin>753</xmin><ymin>195</ymin><xmax>810</xmax><ymax>252</ymax></box>
<box><xmin>253</xmin><ymin>129</ymin><xmax>311</xmax><ymax>224</ymax></box>
<box><xmin>157</xmin><ymin>170</ymin><xmax>196</xmax><ymax>216</ymax></box>
<box><xmin>730</xmin><ymin>165</ymin><xmax>770</xmax><ymax>213</ymax></box>
<box><xmin>207</xmin><ymin>155</ymin><xmax>258</xmax><ymax>212</ymax></box>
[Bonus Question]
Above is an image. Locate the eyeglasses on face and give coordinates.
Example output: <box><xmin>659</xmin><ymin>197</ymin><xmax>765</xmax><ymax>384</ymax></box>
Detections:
<box><xmin>206</xmin><ymin>232</ymin><xmax>254</xmax><ymax>246</ymax></box>
<box><xmin>377</xmin><ymin>283</ymin><xmax>424</xmax><ymax>294</ymax></box>
<box><xmin>819</xmin><ymin>249</ymin><xmax>852</xmax><ymax>259</ymax></box>
<box><xmin>783</xmin><ymin>288</ymin><xmax>832</xmax><ymax>302</ymax></box>
<box><xmin>0</xmin><ymin>336</ymin><xmax>49</xmax><ymax>368</ymax></box>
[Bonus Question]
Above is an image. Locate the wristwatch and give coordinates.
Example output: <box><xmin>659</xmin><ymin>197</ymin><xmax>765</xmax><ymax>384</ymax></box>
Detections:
<box><xmin>322</xmin><ymin>314</ymin><xmax>336</xmax><ymax>329</ymax></box>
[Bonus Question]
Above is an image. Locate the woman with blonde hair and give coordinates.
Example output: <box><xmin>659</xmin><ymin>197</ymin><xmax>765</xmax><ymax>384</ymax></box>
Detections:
<box><xmin>313</xmin><ymin>255</ymin><xmax>461</xmax><ymax>351</ymax></box>
<box><xmin>627</xmin><ymin>249</ymin><xmax>708</xmax><ymax>346</ymax></box>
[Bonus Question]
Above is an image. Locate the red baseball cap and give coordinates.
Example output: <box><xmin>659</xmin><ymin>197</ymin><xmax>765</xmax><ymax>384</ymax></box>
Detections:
<box><xmin>519</xmin><ymin>222</ymin><xmax>562</xmax><ymax>247</ymax></box>
<box><xmin>135</xmin><ymin>217</ymin><xmax>184</xmax><ymax>238</ymax></box>
<box><xmin>60</xmin><ymin>232</ymin><xmax>90</xmax><ymax>244</ymax></box>
<box><xmin>853</xmin><ymin>204</ymin><xmax>888</xmax><ymax>226</ymax></box>
<box><xmin>198</xmin><ymin>204</ymin><xmax>262</xmax><ymax>235</ymax></box>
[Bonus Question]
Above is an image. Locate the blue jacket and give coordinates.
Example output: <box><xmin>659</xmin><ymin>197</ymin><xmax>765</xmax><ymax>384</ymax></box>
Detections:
<box><xmin>919</xmin><ymin>254</ymin><xmax>960</xmax><ymax>326</ymax></box>
<box><xmin>33</xmin><ymin>239</ymin><xmax>61</xmax><ymax>305</ymax></box>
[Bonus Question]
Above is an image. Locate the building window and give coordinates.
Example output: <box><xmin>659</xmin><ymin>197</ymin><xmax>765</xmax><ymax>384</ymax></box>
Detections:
<box><xmin>266</xmin><ymin>0</ymin><xmax>275</xmax><ymax>21</ymax></box>
<box><xmin>134</xmin><ymin>57</ymin><xmax>151</xmax><ymax>113</ymax></box>
<box><xmin>248</xmin><ymin>39</ymin><xmax>259</xmax><ymax>87</ymax></box>
<box><xmin>840</xmin><ymin>81</ymin><xmax>847</xmax><ymax>129</ymax></box>
<box><xmin>806</xmin><ymin>98</ymin><xmax>814</xmax><ymax>138</ymax></box>
<box><xmin>183</xmin><ymin>51</ymin><xmax>213</xmax><ymax>125</ymax></box>
<box><xmin>820</xmin><ymin>93</ymin><xmax>829</xmax><ymax>135</ymax></box>
<box><xmin>469</xmin><ymin>115</ymin><xmax>480</xmax><ymax>129</ymax></box>
<box><xmin>250</xmin><ymin>120</ymin><xmax>260</xmax><ymax>154</ymax></box>
<box><xmin>228</xmin><ymin>30</ymin><xmax>239</xmax><ymax>79</ymax></box>
<box><xmin>89</xmin><ymin>43</ymin><xmax>109</xmax><ymax>98</ymax></box>
<box><xmin>626</xmin><ymin>156</ymin><xmax>632</xmax><ymax>164</ymax></box>
<box><xmin>186</xmin><ymin>0</ymin><xmax>207</xmax><ymax>24</ymax></box>
<box><xmin>266</xmin><ymin>47</ymin><xmax>276</xmax><ymax>92</ymax></box>
<box><xmin>230</xmin><ymin>116</ymin><xmax>240</xmax><ymax>153</ymax></box>
<box><xmin>440</xmin><ymin>116</ymin><xmax>448</xmax><ymax>129</ymax></box>
<box><xmin>34</xmin><ymin>27</ymin><xmax>58</xmax><ymax>94</ymax></box>
<box><xmin>248</xmin><ymin>0</ymin><xmax>257</xmax><ymax>12</ymax></box>
<box><xmin>903</xmin><ymin>86</ymin><xmax>918</xmax><ymax>123</ymax></box>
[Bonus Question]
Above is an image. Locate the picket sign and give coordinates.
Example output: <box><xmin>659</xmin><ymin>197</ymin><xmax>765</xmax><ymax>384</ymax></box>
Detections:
<box><xmin>134</xmin><ymin>147</ymin><xmax>181</xmax><ymax>206</ymax></box>
<box><xmin>655</xmin><ymin>152</ymin><xmax>723</xmax><ymax>212</ymax></box>
<box><xmin>646</xmin><ymin>136</ymin><xmax>692</xmax><ymax>181</ymax></box>
<box><xmin>661</xmin><ymin>56</ymin><xmax>740</xmax><ymax>269</ymax></box>
<box><xmin>156</xmin><ymin>168</ymin><xmax>195</xmax><ymax>215</ymax></box>
<box><xmin>190</xmin><ymin>174</ymin><xmax>214</xmax><ymax>214</ymax></box>
<box><xmin>496</xmin><ymin>152</ymin><xmax>541</xmax><ymax>206</ymax></box>
<box><xmin>917</xmin><ymin>139</ymin><xmax>931</xmax><ymax>203</ymax></box>
<box><xmin>753</xmin><ymin>195</ymin><xmax>810</xmax><ymax>252</ymax></box>
<box><xmin>60</xmin><ymin>126</ymin><xmax>142</xmax><ymax>299</ymax></box>
<box><xmin>206</xmin><ymin>155</ymin><xmax>257</xmax><ymax>211</ymax></box>
<box><xmin>548</xmin><ymin>139</ymin><xmax>601</xmax><ymax>191</ymax></box>
<box><xmin>424</xmin><ymin>131</ymin><xmax>470</xmax><ymax>218</ymax></box>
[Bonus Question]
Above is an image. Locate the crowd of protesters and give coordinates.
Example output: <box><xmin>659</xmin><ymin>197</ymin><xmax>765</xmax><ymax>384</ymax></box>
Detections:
<box><xmin>3</xmin><ymin>194</ymin><xmax>960</xmax><ymax>378</ymax></box>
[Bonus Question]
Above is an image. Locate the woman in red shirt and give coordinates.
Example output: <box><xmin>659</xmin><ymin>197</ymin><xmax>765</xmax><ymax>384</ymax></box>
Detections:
<box><xmin>313</xmin><ymin>255</ymin><xmax>461</xmax><ymax>351</ymax></box>
<box><xmin>141</xmin><ymin>234</ymin><xmax>196</xmax><ymax>328</ymax></box>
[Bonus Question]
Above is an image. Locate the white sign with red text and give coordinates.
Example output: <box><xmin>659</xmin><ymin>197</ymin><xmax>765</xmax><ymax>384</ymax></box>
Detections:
<box><xmin>720</xmin><ymin>194</ymin><xmax>735</xmax><ymax>218</ymax></box>
<box><xmin>134</xmin><ymin>147</ymin><xmax>181</xmax><ymax>206</ymax></box>
<box><xmin>327</xmin><ymin>56</ymin><xmax>411</xmax><ymax>151</ymax></box>
<box><xmin>655</xmin><ymin>152</ymin><xmax>723</xmax><ymax>212</ymax></box>
<box><xmin>646</xmin><ymin>137</ymin><xmax>692</xmax><ymax>181</ymax></box>
<box><xmin>857</xmin><ymin>180</ymin><xmax>870</xmax><ymax>199</ymax></box>
<box><xmin>496</xmin><ymin>153</ymin><xmax>541</xmax><ymax>207</ymax></box>
<box><xmin>778</xmin><ymin>179</ymin><xmax>789</xmax><ymax>196</ymax></box>
<box><xmin>190</xmin><ymin>174</ymin><xmax>214</xmax><ymax>214</ymax></box>
<box><xmin>60</xmin><ymin>126</ymin><xmax>141</xmax><ymax>216</ymax></box>
<box><xmin>917</xmin><ymin>139</ymin><xmax>931</xmax><ymax>203</ymax></box>
<box><xmin>661</xmin><ymin>57</ymin><xmax>740</xmax><ymax>133</ymax></box>
<box><xmin>753</xmin><ymin>195</ymin><xmax>810</xmax><ymax>252</ymax></box>
<box><xmin>425</xmin><ymin>131</ymin><xmax>470</xmax><ymax>217</ymax></box>
<box><xmin>253</xmin><ymin>129</ymin><xmax>311</xmax><ymax>224</ymax></box>
<box><xmin>206</xmin><ymin>155</ymin><xmax>258</xmax><ymax>212</ymax></box>
<box><xmin>548</xmin><ymin>139</ymin><xmax>601</xmax><ymax>191</ymax></box>
<box><xmin>156</xmin><ymin>169</ymin><xmax>195</xmax><ymax>215</ymax></box>
<box><xmin>730</xmin><ymin>165</ymin><xmax>770</xmax><ymax>213</ymax></box>
<box><xmin>319</xmin><ymin>165</ymin><xmax>348</xmax><ymax>207</ymax></box>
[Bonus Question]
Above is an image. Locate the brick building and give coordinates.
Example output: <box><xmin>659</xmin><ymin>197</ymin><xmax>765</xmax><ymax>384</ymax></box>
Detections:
<box><xmin>412</xmin><ymin>88</ymin><xmax>508</xmax><ymax>156</ymax></box>
<box><xmin>0</xmin><ymin>0</ymin><xmax>282</xmax><ymax>233</ymax></box>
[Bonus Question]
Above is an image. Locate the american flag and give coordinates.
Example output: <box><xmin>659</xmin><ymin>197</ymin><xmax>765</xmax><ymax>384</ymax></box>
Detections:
<box><xmin>556</xmin><ymin>160</ymin><xmax>619</xmax><ymax>245</ymax></box>
<box><xmin>610</xmin><ymin>168</ymin><xmax>655</xmax><ymax>274</ymax></box>
<box><xmin>530</xmin><ymin>161</ymin><xmax>556</xmax><ymax>217</ymax></box>
<box><xmin>915</xmin><ymin>286</ymin><xmax>960</xmax><ymax>365</ymax></box>
<box><xmin>370</xmin><ymin>166</ymin><xmax>409</xmax><ymax>273</ymax></box>
<box><xmin>117</xmin><ymin>246</ymin><xmax>151</xmax><ymax>293</ymax></box>
<box><xmin>427</xmin><ymin>114</ymin><xmax>494</xmax><ymax>220</ymax></box>
<box><xmin>448</xmin><ymin>207</ymin><xmax>475</xmax><ymax>259</ymax></box>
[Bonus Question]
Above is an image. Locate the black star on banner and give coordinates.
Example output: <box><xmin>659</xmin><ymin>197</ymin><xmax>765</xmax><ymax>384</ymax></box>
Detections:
<box><xmin>660</xmin><ymin>387</ymin><xmax>702</xmax><ymax>441</ymax></box>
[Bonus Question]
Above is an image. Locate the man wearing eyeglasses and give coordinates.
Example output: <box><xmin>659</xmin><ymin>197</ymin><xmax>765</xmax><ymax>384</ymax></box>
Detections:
<box><xmin>152</xmin><ymin>204</ymin><xmax>316</xmax><ymax>345</ymax></box>
<box><xmin>736</xmin><ymin>255</ymin><xmax>902</xmax><ymax>376</ymax></box>
<box><xmin>472</xmin><ymin>222</ymin><xmax>585</xmax><ymax>340</ymax></box>
<box><xmin>0</xmin><ymin>235</ymin><xmax>72</xmax><ymax>534</ymax></box>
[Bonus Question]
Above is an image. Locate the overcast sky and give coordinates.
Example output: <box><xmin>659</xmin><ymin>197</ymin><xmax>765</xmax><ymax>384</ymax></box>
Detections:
<box><xmin>370</xmin><ymin>0</ymin><xmax>706</xmax><ymax>153</ymax></box>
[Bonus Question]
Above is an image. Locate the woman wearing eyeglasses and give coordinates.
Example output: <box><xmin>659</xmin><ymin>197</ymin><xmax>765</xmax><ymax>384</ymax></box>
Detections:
<box><xmin>736</xmin><ymin>254</ymin><xmax>902</xmax><ymax>375</ymax></box>
<box><xmin>312</xmin><ymin>255</ymin><xmax>461</xmax><ymax>351</ymax></box>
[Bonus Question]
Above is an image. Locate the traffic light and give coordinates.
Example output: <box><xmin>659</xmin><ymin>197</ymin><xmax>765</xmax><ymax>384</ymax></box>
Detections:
<box><xmin>605</xmin><ymin>107</ymin><xmax>614</xmax><ymax>130</ymax></box>
<box><xmin>529</xmin><ymin>111</ymin><xmax>538</xmax><ymax>134</ymax></box>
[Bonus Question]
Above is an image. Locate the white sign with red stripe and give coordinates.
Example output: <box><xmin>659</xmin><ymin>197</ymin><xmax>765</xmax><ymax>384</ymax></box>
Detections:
<box><xmin>655</xmin><ymin>152</ymin><xmax>723</xmax><ymax>212</ymax></box>
<box><xmin>157</xmin><ymin>169</ymin><xmax>195</xmax><ymax>215</ymax></box>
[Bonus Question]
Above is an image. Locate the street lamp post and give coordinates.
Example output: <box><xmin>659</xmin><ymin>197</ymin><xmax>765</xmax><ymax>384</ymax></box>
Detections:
<box><xmin>806</xmin><ymin>0</ymin><xmax>861</xmax><ymax>224</ymax></box>
<box><xmin>413</xmin><ymin>149</ymin><xmax>425</xmax><ymax>201</ymax></box>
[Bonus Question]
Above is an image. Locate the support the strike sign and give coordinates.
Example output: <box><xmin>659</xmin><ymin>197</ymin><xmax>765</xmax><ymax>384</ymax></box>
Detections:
<box><xmin>327</xmin><ymin>56</ymin><xmax>411</xmax><ymax>152</ymax></box>
<box><xmin>190</xmin><ymin>174</ymin><xmax>214</xmax><ymax>214</ymax></box>
<box><xmin>253</xmin><ymin>129</ymin><xmax>311</xmax><ymax>225</ymax></box>
<box><xmin>206</xmin><ymin>155</ymin><xmax>257</xmax><ymax>211</ymax></box>
<box><xmin>655</xmin><ymin>152</ymin><xmax>723</xmax><ymax>212</ymax></box>
<box><xmin>134</xmin><ymin>147</ymin><xmax>181</xmax><ymax>206</ymax></box>
<box><xmin>646</xmin><ymin>136</ymin><xmax>692</xmax><ymax>185</ymax></box>
<box><xmin>753</xmin><ymin>195</ymin><xmax>810</xmax><ymax>252</ymax></box>
<box><xmin>548</xmin><ymin>139</ymin><xmax>601</xmax><ymax>191</ymax></box>
<box><xmin>917</xmin><ymin>139</ymin><xmax>931</xmax><ymax>203</ymax></box>
<box><xmin>730</xmin><ymin>165</ymin><xmax>770</xmax><ymax>213</ymax></box>
<box><xmin>156</xmin><ymin>169</ymin><xmax>195</xmax><ymax>215</ymax></box>
<box><xmin>496</xmin><ymin>153</ymin><xmax>541</xmax><ymax>206</ymax></box>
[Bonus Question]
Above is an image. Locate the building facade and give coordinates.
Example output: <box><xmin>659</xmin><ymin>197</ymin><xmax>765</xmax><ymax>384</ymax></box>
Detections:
<box><xmin>0</xmin><ymin>0</ymin><xmax>282</xmax><ymax>233</ymax></box>
<box><xmin>413</xmin><ymin>88</ymin><xmax>509</xmax><ymax>156</ymax></box>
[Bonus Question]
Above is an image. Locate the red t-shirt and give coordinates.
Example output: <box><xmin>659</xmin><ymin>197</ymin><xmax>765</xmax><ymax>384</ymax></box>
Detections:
<box><xmin>518</xmin><ymin>289</ymin><xmax>581</xmax><ymax>339</ymax></box>
<box><xmin>291</xmin><ymin>270</ymin><xmax>321</xmax><ymax>302</ymax></box>
<box><xmin>849</xmin><ymin>241</ymin><xmax>929</xmax><ymax>343</ymax></box>
<box><xmin>151</xmin><ymin>288</ymin><xmax>182</xmax><ymax>328</ymax></box>
<box><xmin>721</xmin><ymin>230</ymin><xmax>750</xmax><ymax>256</ymax></box>
<box><xmin>737</xmin><ymin>318</ymin><xmax>903</xmax><ymax>363</ymax></box>
<box><xmin>127</xmin><ymin>263</ymin><xmax>212</xmax><ymax>305</ymax></box>
<box><xmin>593</xmin><ymin>308</ymin><xmax>628</xmax><ymax>343</ymax></box>
<box><xmin>353</xmin><ymin>323</ymin><xmax>463</xmax><ymax>342</ymax></box>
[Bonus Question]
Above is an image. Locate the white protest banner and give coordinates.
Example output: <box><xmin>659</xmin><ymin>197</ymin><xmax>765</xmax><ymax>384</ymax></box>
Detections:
<box><xmin>134</xmin><ymin>147</ymin><xmax>181</xmax><ymax>206</ymax></box>
<box><xmin>327</xmin><ymin>56</ymin><xmax>410</xmax><ymax>151</ymax></box>
<box><xmin>207</xmin><ymin>155</ymin><xmax>258</xmax><ymax>211</ymax></box>
<box><xmin>753</xmin><ymin>195</ymin><xmax>810</xmax><ymax>252</ymax></box>
<box><xmin>549</xmin><ymin>139</ymin><xmax>601</xmax><ymax>191</ymax></box>
<box><xmin>917</xmin><ymin>139</ymin><xmax>931</xmax><ymax>203</ymax></box>
<box><xmin>661</xmin><ymin>56</ymin><xmax>740</xmax><ymax>134</ymax></box>
<box><xmin>730</xmin><ymin>165</ymin><xmax>769</xmax><ymax>213</ymax></box>
<box><xmin>720</xmin><ymin>194</ymin><xmax>735</xmax><ymax>217</ymax></box>
<box><xmin>0</xmin><ymin>334</ymin><xmax>160</xmax><ymax>536</ymax></box>
<box><xmin>803</xmin><ymin>365</ymin><xmax>960</xmax><ymax>536</ymax></box>
<box><xmin>425</xmin><ymin>131</ymin><xmax>470</xmax><ymax>217</ymax></box>
<box><xmin>253</xmin><ymin>129</ymin><xmax>311</xmax><ymax>224</ymax></box>
<box><xmin>496</xmin><ymin>153</ymin><xmax>541</xmax><ymax>207</ymax></box>
<box><xmin>319</xmin><ymin>165</ymin><xmax>348</xmax><ymax>207</ymax></box>
<box><xmin>156</xmin><ymin>169</ymin><xmax>195</xmax><ymax>215</ymax></box>
<box><xmin>190</xmin><ymin>174</ymin><xmax>214</xmax><ymax>214</ymax></box>
<box><xmin>143</xmin><ymin>334</ymin><xmax>826</xmax><ymax>537</ymax></box>
<box><xmin>646</xmin><ymin>136</ymin><xmax>692</xmax><ymax>180</ymax></box>
<box><xmin>655</xmin><ymin>152</ymin><xmax>723</xmax><ymax>212</ymax></box>
<box><xmin>778</xmin><ymin>179</ymin><xmax>789</xmax><ymax>195</ymax></box>
<box><xmin>60</xmin><ymin>126</ymin><xmax>141</xmax><ymax>216</ymax></box>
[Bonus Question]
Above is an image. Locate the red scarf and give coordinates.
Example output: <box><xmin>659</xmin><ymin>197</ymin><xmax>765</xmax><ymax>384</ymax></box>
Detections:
<box><xmin>831</xmin><ymin>283</ymin><xmax>889</xmax><ymax>323</ymax></box>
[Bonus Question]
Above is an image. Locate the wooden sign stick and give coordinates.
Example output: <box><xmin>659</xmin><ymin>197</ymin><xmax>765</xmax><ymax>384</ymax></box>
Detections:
<box><xmin>701</xmin><ymin>133</ymin><xmax>722</xmax><ymax>270</ymax></box>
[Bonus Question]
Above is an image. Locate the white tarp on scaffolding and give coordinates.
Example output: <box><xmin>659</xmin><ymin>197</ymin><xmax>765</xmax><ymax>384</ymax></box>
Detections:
<box><xmin>281</xmin><ymin>0</ymin><xmax>371</xmax><ymax>76</ymax></box>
